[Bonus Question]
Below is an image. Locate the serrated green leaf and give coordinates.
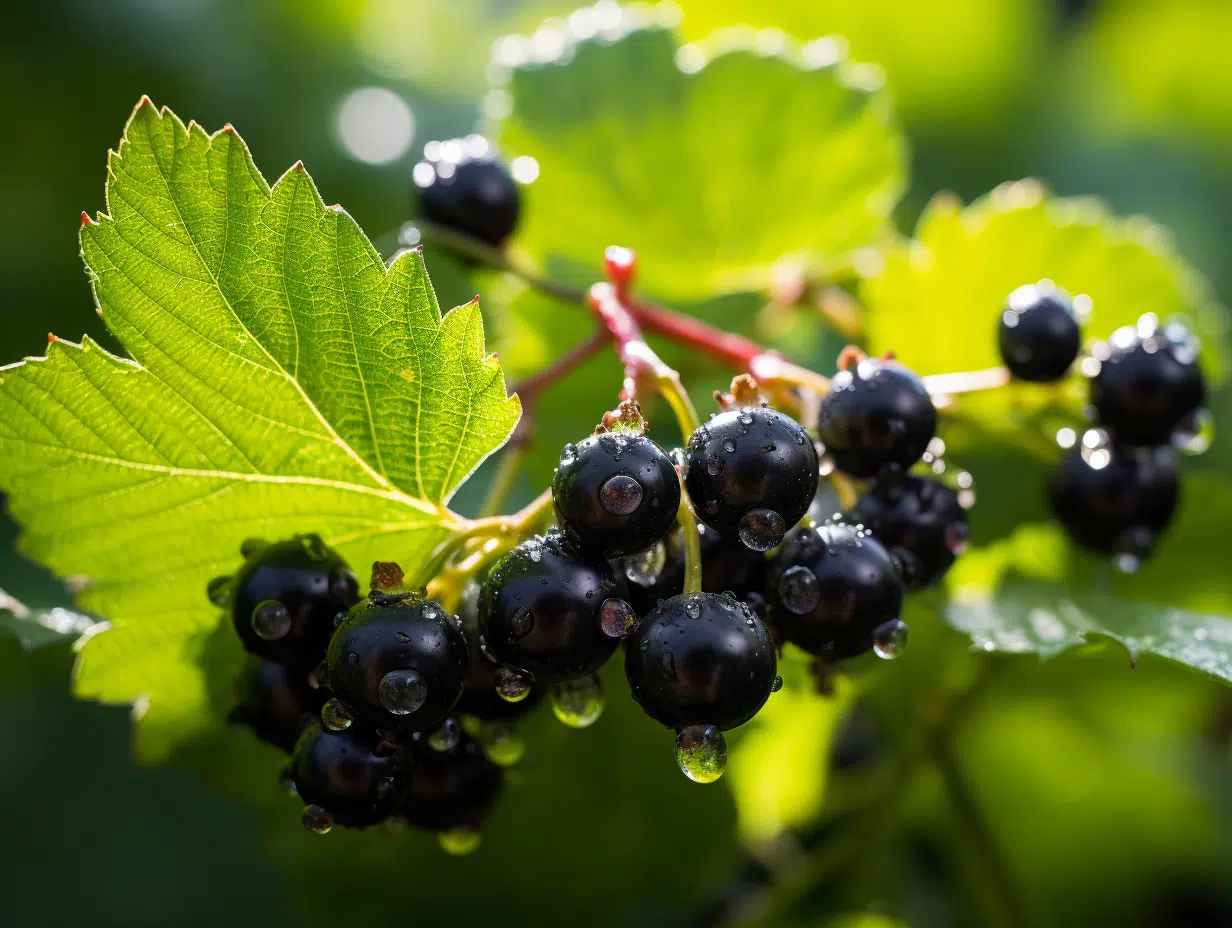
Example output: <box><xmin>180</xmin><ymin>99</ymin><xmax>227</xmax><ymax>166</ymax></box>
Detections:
<box><xmin>495</xmin><ymin>19</ymin><xmax>905</xmax><ymax>301</ymax></box>
<box><xmin>0</xmin><ymin>100</ymin><xmax>519</xmax><ymax>759</ymax></box>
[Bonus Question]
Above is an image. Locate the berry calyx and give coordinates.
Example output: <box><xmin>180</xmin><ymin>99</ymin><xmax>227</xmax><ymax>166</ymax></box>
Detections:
<box><xmin>766</xmin><ymin>522</ymin><xmax>905</xmax><ymax>661</ymax></box>
<box><xmin>477</xmin><ymin>530</ymin><xmax>623</xmax><ymax>683</ymax></box>
<box><xmin>230</xmin><ymin>658</ymin><xmax>326</xmax><ymax>753</ymax></box>
<box><xmin>683</xmin><ymin>406</ymin><xmax>819</xmax><ymax>551</ymax></box>
<box><xmin>624</xmin><ymin>592</ymin><xmax>777</xmax><ymax>732</ymax></box>
<box><xmin>620</xmin><ymin>522</ymin><xmax>768</xmax><ymax>616</ymax></box>
<box><xmin>400</xmin><ymin>731</ymin><xmax>503</xmax><ymax>834</ymax></box>
<box><xmin>1089</xmin><ymin>316</ymin><xmax>1205</xmax><ymax>447</ymax></box>
<box><xmin>414</xmin><ymin>139</ymin><xmax>520</xmax><ymax>247</ymax></box>
<box><xmin>816</xmin><ymin>358</ymin><xmax>937</xmax><ymax>479</ymax></box>
<box><xmin>552</xmin><ymin>431</ymin><xmax>680</xmax><ymax>559</ymax></box>
<box><xmin>997</xmin><ymin>281</ymin><xmax>1082</xmax><ymax>382</ymax></box>
<box><xmin>848</xmin><ymin>476</ymin><xmax>970</xmax><ymax>590</ymax></box>
<box><xmin>225</xmin><ymin>535</ymin><xmax>360</xmax><ymax>669</ymax></box>
<box><xmin>290</xmin><ymin>723</ymin><xmax>407</xmax><ymax>829</ymax></box>
<box><xmin>326</xmin><ymin>593</ymin><xmax>470</xmax><ymax>732</ymax></box>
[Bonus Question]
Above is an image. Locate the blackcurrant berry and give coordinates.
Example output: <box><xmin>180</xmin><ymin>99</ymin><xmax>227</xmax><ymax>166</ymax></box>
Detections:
<box><xmin>477</xmin><ymin>530</ymin><xmax>622</xmax><ymax>683</ymax></box>
<box><xmin>326</xmin><ymin>594</ymin><xmax>469</xmax><ymax>732</ymax></box>
<box><xmin>415</xmin><ymin>143</ymin><xmax>520</xmax><ymax>247</ymax></box>
<box><xmin>291</xmin><ymin>723</ymin><xmax>407</xmax><ymax>829</ymax></box>
<box><xmin>1089</xmin><ymin>317</ymin><xmax>1205</xmax><ymax>446</ymax></box>
<box><xmin>400</xmin><ymin>732</ymin><xmax>503</xmax><ymax>833</ymax></box>
<box><xmin>457</xmin><ymin>586</ymin><xmax>543</xmax><ymax>721</ymax></box>
<box><xmin>848</xmin><ymin>476</ymin><xmax>969</xmax><ymax>590</ymax></box>
<box><xmin>227</xmin><ymin>535</ymin><xmax>360</xmax><ymax>669</ymax></box>
<box><xmin>816</xmin><ymin>359</ymin><xmax>936</xmax><ymax>479</ymax></box>
<box><xmin>683</xmin><ymin>406</ymin><xmax>819</xmax><ymax>551</ymax></box>
<box><xmin>767</xmin><ymin>522</ymin><xmax>905</xmax><ymax>661</ymax></box>
<box><xmin>624</xmin><ymin>592</ymin><xmax>777</xmax><ymax>731</ymax></box>
<box><xmin>1049</xmin><ymin>438</ymin><xmax>1179</xmax><ymax>562</ymax></box>
<box><xmin>998</xmin><ymin>281</ymin><xmax>1082</xmax><ymax>382</ymax></box>
<box><xmin>620</xmin><ymin>523</ymin><xmax>768</xmax><ymax>616</ymax></box>
<box><xmin>230</xmin><ymin>658</ymin><xmax>325</xmax><ymax>753</ymax></box>
<box><xmin>553</xmin><ymin>432</ymin><xmax>680</xmax><ymax>559</ymax></box>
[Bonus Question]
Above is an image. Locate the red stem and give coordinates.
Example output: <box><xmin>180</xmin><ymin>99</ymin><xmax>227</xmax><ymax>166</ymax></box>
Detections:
<box><xmin>588</xmin><ymin>282</ymin><xmax>657</xmax><ymax>400</ymax></box>
<box><xmin>627</xmin><ymin>297</ymin><xmax>768</xmax><ymax>370</ymax></box>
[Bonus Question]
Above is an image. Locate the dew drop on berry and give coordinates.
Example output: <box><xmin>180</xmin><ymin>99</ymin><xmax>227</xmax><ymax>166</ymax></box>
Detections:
<box><xmin>738</xmin><ymin>508</ymin><xmax>787</xmax><ymax>552</ymax></box>
<box><xmin>599</xmin><ymin>598</ymin><xmax>636</xmax><ymax>637</ymax></box>
<box><xmin>675</xmin><ymin>724</ymin><xmax>727</xmax><ymax>784</ymax></box>
<box><xmin>872</xmin><ymin>619</ymin><xmax>908</xmax><ymax>660</ymax></box>
<box><xmin>206</xmin><ymin>575</ymin><xmax>232</xmax><ymax>607</ymax></box>
<box><xmin>439</xmin><ymin>827</ymin><xmax>482</xmax><ymax>856</ymax></box>
<box><xmin>240</xmin><ymin>537</ymin><xmax>267</xmax><ymax>558</ymax></box>
<box><xmin>1172</xmin><ymin>407</ymin><xmax>1214</xmax><ymax>455</ymax></box>
<box><xmin>622</xmin><ymin>540</ymin><xmax>667</xmax><ymax>585</ymax></box>
<box><xmin>378</xmin><ymin>668</ymin><xmax>428</xmax><ymax>715</ymax></box>
<box><xmin>559</xmin><ymin>443</ymin><xmax>578</xmax><ymax>466</ymax></box>
<box><xmin>495</xmin><ymin>665</ymin><xmax>533</xmax><ymax>703</ymax></box>
<box><xmin>771</xmin><ymin>675</ymin><xmax>784</xmax><ymax>693</ymax></box>
<box><xmin>509</xmin><ymin>606</ymin><xmax>535</xmax><ymax>638</ymax></box>
<box><xmin>737</xmin><ymin>412</ymin><xmax>754</xmax><ymax>427</ymax></box>
<box><xmin>722</xmin><ymin>439</ymin><xmax>737</xmax><ymax>454</ymax></box>
<box><xmin>395</xmin><ymin>630</ymin><xmax>411</xmax><ymax>643</ymax></box>
<box><xmin>302</xmin><ymin>804</ymin><xmax>333</xmax><ymax>834</ymax></box>
<box><xmin>321</xmin><ymin>697</ymin><xmax>354</xmax><ymax>731</ymax></box>
<box><xmin>706</xmin><ymin>454</ymin><xmax>724</xmax><ymax>476</ymax></box>
<box><xmin>600</xmin><ymin>474</ymin><xmax>644</xmax><ymax>515</ymax></box>
<box><xmin>476</xmin><ymin>720</ymin><xmax>526</xmax><ymax>767</ymax></box>
<box><xmin>307</xmin><ymin>661</ymin><xmax>328</xmax><ymax>690</ymax></box>
<box><xmin>427</xmin><ymin>718</ymin><xmax>461</xmax><ymax>752</ymax></box>
<box><xmin>550</xmin><ymin>673</ymin><xmax>605</xmax><ymax>728</ymax></box>
<box><xmin>778</xmin><ymin>565</ymin><xmax>821</xmax><ymax>614</ymax></box>
<box><xmin>684</xmin><ymin>598</ymin><xmax>702</xmax><ymax>619</ymax></box>
<box><xmin>251</xmin><ymin>600</ymin><xmax>292</xmax><ymax>641</ymax></box>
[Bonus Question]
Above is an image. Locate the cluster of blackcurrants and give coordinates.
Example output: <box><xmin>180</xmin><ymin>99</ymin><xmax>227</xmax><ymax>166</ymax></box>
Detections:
<box><xmin>997</xmin><ymin>280</ymin><xmax>1208</xmax><ymax>570</ymax></box>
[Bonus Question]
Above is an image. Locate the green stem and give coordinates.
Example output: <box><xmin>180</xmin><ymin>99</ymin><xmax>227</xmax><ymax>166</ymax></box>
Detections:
<box><xmin>677</xmin><ymin>490</ymin><xmax>703</xmax><ymax>595</ymax></box>
<box><xmin>478</xmin><ymin>446</ymin><xmax>525</xmax><ymax>518</ymax></box>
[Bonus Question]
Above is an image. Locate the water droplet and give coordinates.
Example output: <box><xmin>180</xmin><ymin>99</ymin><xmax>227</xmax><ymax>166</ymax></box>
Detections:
<box><xmin>722</xmin><ymin>439</ymin><xmax>737</xmax><ymax>454</ymax></box>
<box><xmin>495</xmin><ymin>665</ymin><xmax>533</xmax><ymax>703</ymax></box>
<box><xmin>777</xmin><ymin>565</ymin><xmax>820</xmax><ymax>614</ymax></box>
<box><xmin>428</xmin><ymin>718</ymin><xmax>461</xmax><ymax>751</ymax></box>
<box><xmin>439</xmin><ymin>828</ymin><xmax>482</xmax><ymax>855</ymax></box>
<box><xmin>346</xmin><ymin>651</ymin><xmax>359</xmax><ymax>667</ymax></box>
<box><xmin>944</xmin><ymin>521</ymin><xmax>970</xmax><ymax>556</ymax></box>
<box><xmin>599</xmin><ymin>598</ymin><xmax>636</xmax><ymax>637</ymax></box>
<box><xmin>738</xmin><ymin>509</ymin><xmax>786</xmax><ymax>552</ymax></box>
<box><xmin>738</xmin><ymin>411</ymin><xmax>755</xmax><ymax>427</ymax></box>
<box><xmin>240</xmin><ymin>538</ymin><xmax>267</xmax><ymax>558</ymax></box>
<box><xmin>302</xmin><ymin>804</ymin><xmax>333</xmax><ymax>834</ymax></box>
<box><xmin>307</xmin><ymin>661</ymin><xmax>327</xmax><ymax>690</ymax></box>
<box><xmin>528</xmin><ymin>545</ymin><xmax>542</xmax><ymax>563</ymax></box>
<box><xmin>477</xmin><ymin>721</ymin><xmax>526</xmax><ymax>767</ymax></box>
<box><xmin>684</xmin><ymin>598</ymin><xmax>702</xmax><ymax>619</ymax></box>
<box><xmin>871</xmin><ymin>619</ymin><xmax>908</xmax><ymax>659</ymax></box>
<box><xmin>670</xmin><ymin>447</ymin><xmax>686</xmax><ymax>468</ymax></box>
<box><xmin>705</xmin><ymin>454</ymin><xmax>724</xmax><ymax>476</ymax></box>
<box><xmin>550</xmin><ymin>673</ymin><xmax>605</xmax><ymax>728</ymax></box>
<box><xmin>321</xmin><ymin>698</ymin><xmax>354</xmax><ymax>731</ymax></box>
<box><xmin>378</xmin><ymin>668</ymin><xmax>427</xmax><ymax>715</ymax></box>
<box><xmin>278</xmin><ymin>765</ymin><xmax>296</xmax><ymax>793</ymax></box>
<box><xmin>333</xmin><ymin>611</ymin><xmax>347</xmax><ymax>627</ymax></box>
<box><xmin>559</xmin><ymin>443</ymin><xmax>578</xmax><ymax>467</ymax></box>
<box><xmin>622</xmin><ymin>541</ymin><xmax>667</xmax><ymax>585</ymax></box>
<box><xmin>771</xmin><ymin>675</ymin><xmax>783</xmax><ymax>692</ymax></box>
<box><xmin>206</xmin><ymin>575</ymin><xmax>232</xmax><ymax>606</ymax></box>
<box><xmin>251</xmin><ymin>600</ymin><xmax>292</xmax><ymax>641</ymax></box>
<box><xmin>395</xmin><ymin>630</ymin><xmax>411</xmax><ymax>643</ymax></box>
<box><xmin>1172</xmin><ymin>408</ymin><xmax>1214</xmax><ymax>455</ymax></box>
<box><xmin>675</xmin><ymin>724</ymin><xmax>727</xmax><ymax>784</ymax></box>
<box><xmin>509</xmin><ymin>606</ymin><xmax>534</xmax><ymax>638</ymax></box>
<box><xmin>600</xmin><ymin>474</ymin><xmax>644</xmax><ymax>515</ymax></box>
<box><xmin>795</xmin><ymin>429</ymin><xmax>807</xmax><ymax>445</ymax></box>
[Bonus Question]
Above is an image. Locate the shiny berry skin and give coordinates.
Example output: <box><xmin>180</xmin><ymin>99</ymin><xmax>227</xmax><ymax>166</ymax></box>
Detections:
<box><xmin>553</xmin><ymin>432</ymin><xmax>680</xmax><ymax>559</ymax></box>
<box><xmin>326</xmin><ymin>594</ymin><xmax>469</xmax><ymax>732</ymax></box>
<box><xmin>683</xmin><ymin>406</ymin><xmax>819</xmax><ymax>551</ymax></box>
<box><xmin>416</xmin><ymin>150</ymin><xmax>520</xmax><ymax>247</ymax></box>
<box><xmin>767</xmin><ymin>523</ymin><xmax>905</xmax><ymax>660</ymax></box>
<box><xmin>621</xmin><ymin>523</ymin><xmax>768</xmax><ymax>616</ymax></box>
<box><xmin>400</xmin><ymin>732</ymin><xmax>503</xmax><ymax>833</ymax></box>
<box><xmin>998</xmin><ymin>282</ymin><xmax>1082</xmax><ymax>382</ymax></box>
<box><xmin>816</xmin><ymin>359</ymin><xmax>937</xmax><ymax>479</ymax></box>
<box><xmin>1049</xmin><ymin>442</ymin><xmax>1179</xmax><ymax>559</ymax></box>
<box><xmin>1090</xmin><ymin>318</ymin><xmax>1205</xmax><ymax>446</ymax></box>
<box><xmin>625</xmin><ymin>592</ymin><xmax>777</xmax><ymax>731</ymax></box>
<box><xmin>848</xmin><ymin>476</ymin><xmax>969</xmax><ymax>590</ymax></box>
<box><xmin>230</xmin><ymin>659</ymin><xmax>325</xmax><ymax>753</ymax></box>
<box><xmin>477</xmin><ymin>530</ymin><xmax>623</xmax><ymax>683</ymax></box>
<box><xmin>229</xmin><ymin>535</ymin><xmax>360</xmax><ymax>669</ymax></box>
<box><xmin>457</xmin><ymin>587</ymin><xmax>543</xmax><ymax>721</ymax></box>
<box><xmin>291</xmin><ymin>723</ymin><xmax>407</xmax><ymax>828</ymax></box>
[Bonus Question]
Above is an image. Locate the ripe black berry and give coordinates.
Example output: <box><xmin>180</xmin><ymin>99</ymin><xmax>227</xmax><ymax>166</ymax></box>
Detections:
<box><xmin>230</xmin><ymin>658</ymin><xmax>325</xmax><ymax>753</ymax></box>
<box><xmin>1049</xmin><ymin>438</ymin><xmax>1179</xmax><ymax>563</ymax></box>
<box><xmin>400</xmin><ymin>732</ymin><xmax>503</xmax><ymax>834</ymax></box>
<box><xmin>848</xmin><ymin>476</ymin><xmax>969</xmax><ymax>590</ymax></box>
<box><xmin>478</xmin><ymin>530</ymin><xmax>623</xmax><ymax>683</ymax></box>
<box><xmin>414</xmin><ymin>142</ymin><xmax>520</xmax><ymax>247</ymax></box>
<box><xmin>291</xmin><ymin>723</ymin><xmax>407</xmax><ymax>830</ymax></box>
<box><xmin>1089</xmin><ymin>317</ymin><xmax>1205</xmax><ymax>446</ymax></box>
<box><xmin>997</xmin><ymin>281</ymin><xmax>1082</xmax><ymax>382</ymax></box>
<box><xmin>683</xmin><ymin>406</ymin><xmax>819</xmax><ymax>551</ymax></box>
<box><xmin>767</xmin><ymin>523</ymin><xmax>905</xmax><ymax>661</ymax></box>
<box><xmin>621</xmin><ymin>523</ymin><xmax>768</xmax><ymax>616</ymax></box>
<box><xmin>624</xmin><ymin>592</ymin><xmax>777</xmax><ymax>732</ymax></box>
<box><xmin>816</xmin><ymin>359</ymin><xmax>937</xmax><ymax>479</ymax></box>
<box><xmin>225</xmin><ymin>535</ymin><xmax>360</xmax><ymax>669</ymax></box>
<box><xmin>326</xmin><ymin>593</ymin><xmax>469</xmax><ymax>732</ymax></box>
<box><xmin>553</xmin><ymin>432</ymin><xmax>680</xmax><ymax>558</ymax></box>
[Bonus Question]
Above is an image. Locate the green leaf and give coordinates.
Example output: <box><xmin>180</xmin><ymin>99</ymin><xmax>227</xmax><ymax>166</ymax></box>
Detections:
<box><xmin>494</xmin><ymin>16</ymin><xmax>906</xmax><ymax>301</ymax></box>
<box><xmin>0</xmin><ymin>100</ymin><xmax>519</xmax><ymax>759</ymax></box>
<box><xmin>0</xmin><ymin>588</ymin><xmax>100</xmax><ymax>651</ymax></box>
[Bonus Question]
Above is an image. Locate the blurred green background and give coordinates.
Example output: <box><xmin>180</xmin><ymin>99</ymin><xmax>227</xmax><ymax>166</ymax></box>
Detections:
<box><xmin>3</xmin><ymin>1</ymin><xmax>1232</xmax><ymax>925</ymax></box>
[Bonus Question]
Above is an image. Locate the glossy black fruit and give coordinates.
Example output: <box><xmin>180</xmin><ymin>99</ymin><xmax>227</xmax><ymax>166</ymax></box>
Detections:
<box><xmin>415</xmin><ymin>145</ymin><xmax>520</xmax><ymax>247</ymax></box>
<box><xmin>400</xmin><ymin>732</ymin><xmax>503</xmax><ymax>833</ymax></box>
<box><xmin>624</xmin><ymin>592</ymin><xmax>777</xmax><ymax>731</ymax></box>
<box><xmin>1049</xmin><ymin>440</ymin><xmax>1179</xmax><ymax>560</ymax></box>
<box><xmin>683</xmin><ymin>406</ymin><xmax>819</xmax><ymax>552</ymax></box>
<box><xmin>848</xmin><ymin>476</ymin><xmax>969</xmax><ymax>590</ymax></box>
<box><xmin>816</xmin><ymin>359</ymin><xmax>937</xmax><ymax>479</ymax></box>
<box><xmin>291</xmin><ymin>723</ymin><xmax>407</xmax><ymax>828</ymax></box>
<box><xmin>230</xmin><ymin>659</ymin><xmax>326</xmax><ymax>753</ymax></box>
<box><xmin>478</xmin><ymin>530</ymin><xmax>623</xmax><ymax>683</ymax></box>
<box><xmin>620</xmin><ymin>523</ymin><xmax>768</xmax><ymax>616</ymax></box>
<box><xmin>553</xmin><ymin>432</ymin><xmax>680</xmax><ymax>559</ymax></box>
<box><xmin>1090</xmin><ymin>317</ymin><xmax>1205</xmax><ymax>446</ymax></box>
<box><xmin>997</xmin><ymin>281</ymin><xmax>1082</xmax><ymax>382</ymax></box>
<box><xmin>327</xmin><ymin>593</ymin><xmax>470</xmax><ymax>732</ymax></box>
<box><xmin>457</xmin><ymin>586</ymin><xmax>543</xmax><ymax>721</ymax></box>
<box><xmin>767</xmin><ymin>523</ymin><xmax>905</xmax><ymax>660</ymax></box>
<box><xmin>228</xmin><ymin>536</ymin><xmax>360</xmax><ymax>668</ymax></box>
